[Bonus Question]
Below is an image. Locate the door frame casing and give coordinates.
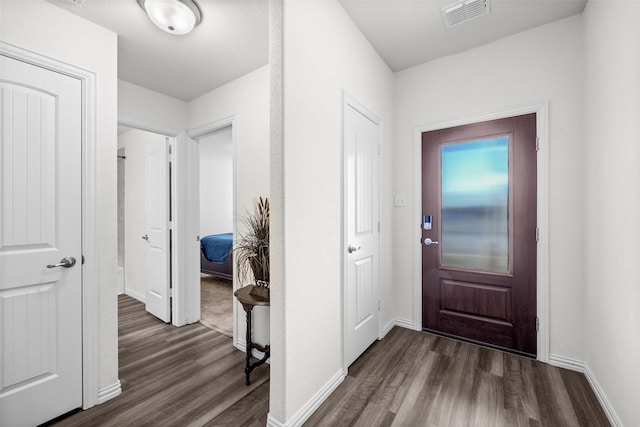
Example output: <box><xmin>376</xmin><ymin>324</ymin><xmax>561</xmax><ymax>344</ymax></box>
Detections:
<box><xmin>117</xmin><ymin>117</ymin><xmax>181</xmax><ymax>325</ymax></box>
<box><xmin>0</xmin><ymin>42</ymin><xmax>101</xmax><ymax>408</ymax></box>
<box><xmin>187</xmin><ymin>116</ymin><xmax>238</xmax><ymax>346</ymax></box>
<box><xmin>342</xmin><ymin>92</ymin><xmax>383</xmax><ymax>374</ymax></box>
<box><xmin>413</xmin><ymin>102</ymin><xmax>550</xmax><ymax>363</ymax></box>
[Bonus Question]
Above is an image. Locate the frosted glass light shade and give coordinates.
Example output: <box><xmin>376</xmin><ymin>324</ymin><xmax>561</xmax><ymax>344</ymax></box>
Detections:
<box><xmin>138</xmin><ymin>0</ymin><xmax>202</xmax><ymax>35</ymax></box>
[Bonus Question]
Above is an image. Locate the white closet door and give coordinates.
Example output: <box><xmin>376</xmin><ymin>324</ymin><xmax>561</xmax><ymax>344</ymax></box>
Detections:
<box><xmin>0</xmin><ymin>55</ymin><xmax>83</xmax><ymax>426</ymax></box>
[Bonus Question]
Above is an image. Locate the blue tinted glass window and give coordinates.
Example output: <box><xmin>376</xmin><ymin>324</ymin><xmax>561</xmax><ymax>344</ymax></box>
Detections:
<box><xmin>441</xmin><ymin>136</ymin><xmax>509</xmax><ymax>272</ymax></box>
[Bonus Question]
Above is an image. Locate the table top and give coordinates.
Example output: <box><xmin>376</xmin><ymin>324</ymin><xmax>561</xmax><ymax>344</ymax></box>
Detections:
<box><xmin>234</xmin><ymin>285</ymin><xmax>270</xmax><ymax>306</ymax></box>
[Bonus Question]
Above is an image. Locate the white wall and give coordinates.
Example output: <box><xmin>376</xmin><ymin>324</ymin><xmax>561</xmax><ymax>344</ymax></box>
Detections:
<box><xmin>118</xmin><ymin>80</ymin><xmax>188</xmax><ymax>131</ymax></box>
<box><xmin>118</xmin><ymin>129</ymin><xmax>168</xmax><ymax>301</ymax></box>
<box><xmin>0</xmin><ymin>0</ymin><xmax>119</xmax><ymax>392</ymax></box>
<box><xmin>199</xmin><ymin>127</ymin><xmax>234</xmax><ymax>236</ymax></box>
<box><xmin>190</xmin><ymin>65</ymin><xmax>269</xmax><ymax>217</ymax></box>
<box><xmin>394</xmin><ymin>15</ymin><xmax>584</xmax><ymax>361</ymax></box>
<box><xmin>583</xmin><ymin>2</ymin><xmax>640</xmax><ymax>425</ymax></box>
<box><xmin>189</xmin><ymin>65</ymin><xmax>270</xmax><ymax>347</ymax></box>
<box><xmin>271</xmin><ymin>1</ymin><xmax>395</xmax><ymax>423</ymax></box>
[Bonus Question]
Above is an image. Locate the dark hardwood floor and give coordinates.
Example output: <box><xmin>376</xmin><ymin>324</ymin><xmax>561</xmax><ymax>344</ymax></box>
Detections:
<box><xmin>306</xmin><ymin>328</ymin><xmax>610</xmax><ymax>427</ymax></box>
<box><xmin>52</xmin><ymin>295</ymin><xmax>269</xmax><ymax>427</ymax></box>
<box><xmin>52</xmin><ymin>295</ymin><xmax>609</xmax><ymax>427</ymax></box>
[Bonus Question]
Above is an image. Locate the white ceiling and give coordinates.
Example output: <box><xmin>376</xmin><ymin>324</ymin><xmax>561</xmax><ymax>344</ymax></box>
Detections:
<box><xmin>338</xmin><ymin>0</ymin><xmax>587</xmax><ymax>72</ymax></box>
<box><xmin>48</xmin><ymin>0</ymin><xmax>586</xmax><ymax>102</ymax></box>
<box><xmin>48</xmin><ymin>0</ymin><xmax>269</xmax><ymax>101</ymax></box>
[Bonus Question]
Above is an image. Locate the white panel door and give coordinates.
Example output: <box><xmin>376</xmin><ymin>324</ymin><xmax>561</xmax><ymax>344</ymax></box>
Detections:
<box><xmin>345</xmin><ymin>102</ymin><xmax>380</xmax><ymax>367</ymax></box>
<box><xmin>0</xmin><ymin>55</ymin><xmax>82</xmax><ymax>425</ymax></box>
<box><xmin>144</xmin><ymin>138</ymin><xmax>170</xmax><ymax>322</ymax></box>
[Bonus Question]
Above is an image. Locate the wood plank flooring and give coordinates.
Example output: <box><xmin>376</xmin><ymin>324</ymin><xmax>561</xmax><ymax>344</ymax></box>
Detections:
<box><xmin>305</xmin><ymin>327</ymin><xmax>610</xmax><ymax>426</ymax></box>
<box><xmin>50</xmin><ymin>296</ymin><xmax>609</xmax><ymax>427</ymax></box>
<box><xmin>51</xmin><ymin>295</ymin><xmax>269</xmax><ymax>427</ymax></box>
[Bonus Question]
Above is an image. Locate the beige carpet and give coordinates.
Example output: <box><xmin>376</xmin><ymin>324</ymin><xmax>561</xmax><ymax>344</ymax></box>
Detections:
<box><xmin>200</xmin><ymin>274</ymin><xmax>233</xmax><ymax>337</ymax></box>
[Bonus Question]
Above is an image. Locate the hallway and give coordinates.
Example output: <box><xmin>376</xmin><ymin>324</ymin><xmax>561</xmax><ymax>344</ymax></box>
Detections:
<box><xmin>52</xmin><ymin>295</ymin><xmax>269</xmax><ymax>426</ymax></box>
<box><xmin>51</xmin><ymin>296</ymin><xmax>608</xmax><ymax>426</ymax></box>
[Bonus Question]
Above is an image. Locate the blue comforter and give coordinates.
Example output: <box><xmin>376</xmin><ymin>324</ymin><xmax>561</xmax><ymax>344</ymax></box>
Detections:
<box><xmin>201</xmin><ymin>233</ymin><xmax>233</xmax><ymax>263</ymax></box>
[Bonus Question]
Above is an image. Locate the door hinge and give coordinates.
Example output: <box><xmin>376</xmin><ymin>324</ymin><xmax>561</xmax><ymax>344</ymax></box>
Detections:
<box><xmin>378</xmin><ymin>300</ymin><xmax>381</xmax><ymax>311</ymax></box>
<box><xmin>378</xmin><ymin>221</ymin><xmax>381</xmax><ymax>232</ymax></box>
<box><xmin>536</xmin><ymin>317</ymin><xmax>540</xmax><ymax>332</ymax></box>
<box><xmin>170</xmin><ymin>288</ymin><xmax>174</xmax><ymax>298</ymax></box>
<box><xmin>535</xmin><ymin>137</ymin><xmax>539</xmax><ymax>152</ymax></box>
<box><xmin>536</xmin><ymin>227</ymin><xmax>540</xmax><ymax>242</ymax></box>
<box><xmin>82</xmin><ymin>255</ymin><xmax>85</xmax><ymax>265</ymax></box>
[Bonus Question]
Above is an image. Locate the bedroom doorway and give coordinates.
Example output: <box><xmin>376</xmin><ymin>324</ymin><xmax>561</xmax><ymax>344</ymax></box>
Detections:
<box><xmin>194</xmin><ymin>123</ymin><xmax>236</xmax><ymax>338</ymax></box>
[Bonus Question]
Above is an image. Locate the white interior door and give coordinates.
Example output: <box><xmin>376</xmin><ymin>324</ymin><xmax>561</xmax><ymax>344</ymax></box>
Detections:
<box><xmin>144</xmin><ymin>138</ymin><xmax>171</xmax><ymax>322</ymax></box>
<box><xmin>344</xmin><ymin>100</ymin><xmax>380</xmax><ymax>367</ymax></box>
<box><xmin>0</xmin><ymin>55</ymin><xmax>83</xmax><ymax>426</ymax></box>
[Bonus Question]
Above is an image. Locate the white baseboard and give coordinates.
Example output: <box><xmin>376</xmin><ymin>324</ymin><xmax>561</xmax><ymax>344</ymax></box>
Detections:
<box><xmin>548</xmin><ymin>355</ymin><xmax>622</xmax><ymax>427</ymax></box>
<box><xmin>236</xmin><ymin>338</ymin><xmax>270</xmax><ymax>364</ymax></box>
<box><xmin>584</xmin><ymin>363</ymin><xmax>623</xmax><ymax>427</ymax></box>
<box><xmin>394</xmin><ymin>317</ymin><xmax>415</xmax><ymax>330</ymax></box>
<box><xmin>381</xmin><ymin>317</ymin><xmax>416</xmax><ymax>338</ymax></box>
<box><xmin>98</xmin><ymin>379</ymin><xmax>122</xmax><ymax>404</ymax></box>
<box><xmin>548</xmin><ymin>354</ymin><xmax>584</xmax><ymax>372</ymax></box>
<box><xmin>381</xmin><ymin>318</ymin><xmax>395</xmax><ymax>337</ymax></box>
<box><xmin>125</xmin><ymin>289</ymin><xmax>145</xmax><ymax>303</ymax></box>
<box><xmin>267</xmin><ymin>369</ymin><xmax>345</xmax><ymax>427</ymax></box>
<box><xmin>267</xmin><ymin>414</ymin><xmax>286</xmax><ymax>427</ymax></box>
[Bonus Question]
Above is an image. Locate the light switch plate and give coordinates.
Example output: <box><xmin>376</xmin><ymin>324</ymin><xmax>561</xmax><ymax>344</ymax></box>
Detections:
<box><xmin>394</xmin><ymin>194</ymin><xmax>407</xmax><ymax>207</ymax></box>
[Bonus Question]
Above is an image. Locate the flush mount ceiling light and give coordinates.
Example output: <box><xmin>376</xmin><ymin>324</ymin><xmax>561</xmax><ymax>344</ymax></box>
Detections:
<box><xmin>441</xmin><ymin>0</ymin><xmax>490</xmax><ymax>29</ymax></box>
<box><xmin>137</xmin><ymin>0</ymin><xmax>202</xmax><ymax>35</ymax></box>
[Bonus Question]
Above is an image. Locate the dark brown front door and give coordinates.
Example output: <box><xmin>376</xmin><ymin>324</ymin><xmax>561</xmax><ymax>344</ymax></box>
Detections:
<box><xmin>422</xmin><ymin>113</ymin><xmax>537</xmax><ymax>356</ymax></box>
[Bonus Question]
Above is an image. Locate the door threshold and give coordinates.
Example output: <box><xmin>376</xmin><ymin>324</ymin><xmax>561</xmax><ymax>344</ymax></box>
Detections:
<box><xmin>421</xmin><ymin>328</ymin><xmax>537</xmax><ymax>359</ymax></box>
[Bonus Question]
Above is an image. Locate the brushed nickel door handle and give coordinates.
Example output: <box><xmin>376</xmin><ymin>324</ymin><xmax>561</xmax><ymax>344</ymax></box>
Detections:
<box><xmin>348</xmin><ymin>244</ymin><xmax>361</xmax><ymax>253</ymax></box>
<box><xmin>47</xmin><ymin>256</ymin><xmax>77</xmax><ymax>268</ymax></box>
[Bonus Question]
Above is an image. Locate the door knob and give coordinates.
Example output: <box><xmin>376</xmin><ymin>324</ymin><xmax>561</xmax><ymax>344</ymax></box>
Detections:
<box><xmin>47</xmin><ymin>256</ymin><xmax>77</xmax><ymax>268</ymax></box>
<box><xmin>423</xmin><ymin>238</ymin><xmax>439</xmax><ymax>246</ymax></box>
<box><xmin>347</xmin><ymin>244</ymin><xmax>361</xmax><ymax>253</ymax></box>
<box><xmin>142</xmin><ymin>234</ymin><xmax>149</xmax><ymax>241</ymax></box>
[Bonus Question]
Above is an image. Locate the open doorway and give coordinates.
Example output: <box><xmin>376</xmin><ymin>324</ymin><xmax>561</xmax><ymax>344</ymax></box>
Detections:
<box><xmin>117</xmin><ymin>126</ymin><xmax>172</xmax><ymax>322</ymax></box>
<box><xmin>196</xmin><ymin>125</ymin><xmax>235</xmax><ymax>337</ymax></box>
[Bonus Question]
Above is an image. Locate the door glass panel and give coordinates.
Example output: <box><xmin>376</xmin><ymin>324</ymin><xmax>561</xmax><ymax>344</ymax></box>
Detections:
<box><xmin>441</xmin><ymin>136</ymin><xmax>509</xmax><ymax>272</ymax></box>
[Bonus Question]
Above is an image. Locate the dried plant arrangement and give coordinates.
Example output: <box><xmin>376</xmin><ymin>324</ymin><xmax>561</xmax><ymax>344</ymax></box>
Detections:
<box><xmin>235</xmin><ymin>197</ymin><xmax>269</xmax><ymax>293</ymax></box>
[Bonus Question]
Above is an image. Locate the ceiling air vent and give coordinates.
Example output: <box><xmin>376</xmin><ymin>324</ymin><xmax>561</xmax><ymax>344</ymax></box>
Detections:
<box><xmin>441</xmin><ymin>0</ymin><xmax>490</xmax><ymax>29</ymax></box>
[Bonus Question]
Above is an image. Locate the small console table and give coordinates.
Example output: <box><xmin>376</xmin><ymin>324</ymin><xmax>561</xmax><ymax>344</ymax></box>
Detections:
<box><xmin>233</xmin><ymin>285</ymin><xmax>270</xmax><ymax>385</ymax></box>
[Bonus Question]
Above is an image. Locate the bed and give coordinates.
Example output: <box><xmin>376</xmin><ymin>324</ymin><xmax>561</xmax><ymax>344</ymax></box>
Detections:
<box><xmin>200</xmin><ymin>232</ymin><xmax>233</xmax><ymax>280</ymax></box>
